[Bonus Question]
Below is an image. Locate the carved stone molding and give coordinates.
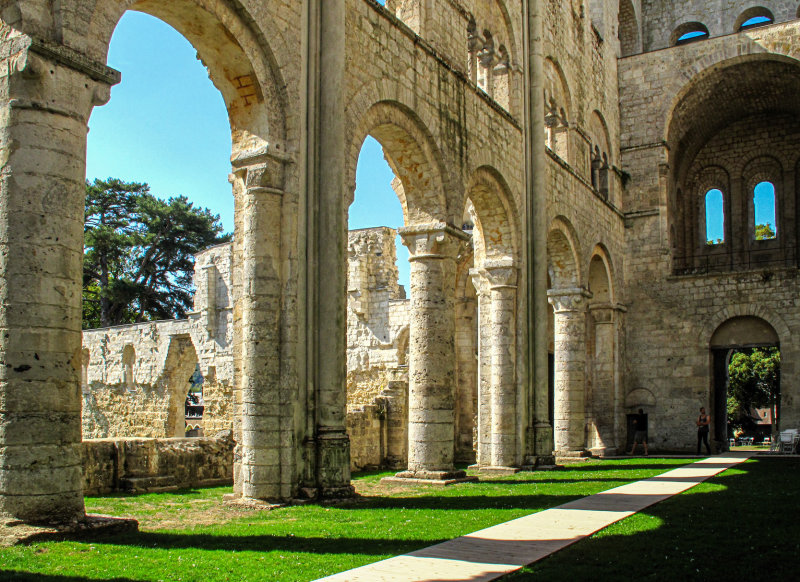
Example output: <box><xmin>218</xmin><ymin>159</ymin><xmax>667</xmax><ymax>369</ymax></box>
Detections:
<box><xmin>399</xmin><ymin>222</ymin><xmax>470</xmax><ymax>261</ymax></box>
<box><xmin>547</xmin><ymin>287</ymin><xmax>592</xmax><ymax>313</ymax></box>
<box><xmin>482</xmin><ymin>260</ymin><xmax>518</xmax><ymax>289</ymax></box>
<box><xmin>589</xmin><ymin>302</ymin><xmax>627</xmax><ymax>323</ymax></box>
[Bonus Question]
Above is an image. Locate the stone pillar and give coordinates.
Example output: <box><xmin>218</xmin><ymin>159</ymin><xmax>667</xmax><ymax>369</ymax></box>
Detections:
<box><xmin>232</xmin><ymin>162</ymin><xmax>285</xmax><ymax>500</ymax></box>
<box><xmin>0</xmin><ymin>38</ymin><xmax>119</xmax><ymax>522</ymax></box>
<box><xmin>484</xmin><ymin>263</ymin><xmax>518</xmax><ymax>468</ymax></box>
<box><xmin>397</xmin><ymin>223</ymin><xmax>469</xmax><ymax>478</ymax></box>
<box><xmin>548</xmin><ymin>288</ymin><xmax>591</xmax><ymax>456</ymax></box>
<box><xmin>304</xmin><ymin>0</ymin><xmax>353</xmax><ymax>497</ymax></box>
<box><xmin>470</xmin><ymin>271</ymin><xmax>491</xmax><ymax>466</ymax></box>
<box><xmin>587</xmin><ymin>303</ymin><xmax>626</xmax><ymax>456</ymax></box>
<box><xmin>522</xmin><ymin>0</ymin><xmax>554</xmax><ymax>464</ymax></box>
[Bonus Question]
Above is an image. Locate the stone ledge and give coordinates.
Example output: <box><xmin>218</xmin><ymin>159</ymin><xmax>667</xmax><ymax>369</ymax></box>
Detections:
<box><xmin>0</xmin><ymin>514</ymin><xmax>138</xmax><ymax>547</ymax></box>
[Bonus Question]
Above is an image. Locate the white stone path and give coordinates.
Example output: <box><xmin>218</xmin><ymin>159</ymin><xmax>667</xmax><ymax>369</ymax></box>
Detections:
<box><xmin>316</xmin><ymin>453</ymin><xmax>752</xmax><ymax>582</ymax></box>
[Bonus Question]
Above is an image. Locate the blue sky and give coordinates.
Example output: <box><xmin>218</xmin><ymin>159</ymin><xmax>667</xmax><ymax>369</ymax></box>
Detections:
<box><xmin>705</xmin><ymin>183</ymin><xmax>776</xmax><ymax>243</ymax></box>
<box><xmin>87</xmin><ymin>11</ymin><xmax>409</xmax><ymax>288</ymax></box>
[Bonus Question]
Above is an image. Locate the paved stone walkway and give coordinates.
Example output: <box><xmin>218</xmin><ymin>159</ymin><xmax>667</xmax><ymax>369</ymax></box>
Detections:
<box><xmin>316</xmin><ymin>453</ymin><xmax>752</xmax><ymax>582</ymax></box>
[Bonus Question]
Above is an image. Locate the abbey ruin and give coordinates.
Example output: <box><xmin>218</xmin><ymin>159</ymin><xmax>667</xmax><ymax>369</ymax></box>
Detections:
<box><xmin>2</xmin><ymin>0</ymin><xmax>800</xmax><ymax>525</ymax></box>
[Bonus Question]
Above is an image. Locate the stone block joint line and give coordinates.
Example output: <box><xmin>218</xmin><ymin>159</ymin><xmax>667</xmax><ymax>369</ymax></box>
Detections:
<box><xmin>315</xmin><ymin>454</ymin><xmax>752</xmax><ymax>582</ymax></box>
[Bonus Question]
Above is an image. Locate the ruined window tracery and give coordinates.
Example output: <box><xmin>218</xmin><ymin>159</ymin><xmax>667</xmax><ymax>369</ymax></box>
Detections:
<box><xmin>467</xmin><ymin>16</ymin><xmax>512</xmax><ymax>112</ymax></box>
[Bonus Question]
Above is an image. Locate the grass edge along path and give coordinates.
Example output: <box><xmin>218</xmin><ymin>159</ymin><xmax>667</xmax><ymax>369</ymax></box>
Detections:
<box><xmin>0</xmin><ymin>458</ymin><xmax>700</xmax><ymax>582</ymax></box>
<box><xmin>317</xmin><ymin>454</ymin><xmax>752</xmax><ymax>581</ymax></box>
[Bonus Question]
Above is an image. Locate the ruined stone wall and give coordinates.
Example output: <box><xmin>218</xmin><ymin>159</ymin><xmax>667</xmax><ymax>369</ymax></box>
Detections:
<box><xmin>81</xmin><ymin>433</ymin><xmax>233</xmax><ymax>496</ymax></box>
<box><xmin>82</xmin><ymin>243</ymin><xmax>235</xmax><ymax>439</ymax></box>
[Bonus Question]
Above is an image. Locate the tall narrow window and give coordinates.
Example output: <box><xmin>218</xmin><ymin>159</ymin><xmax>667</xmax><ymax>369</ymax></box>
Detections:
<box><xmin>753</xmin><ymin>181</ymin><xmax>777</xmax><ymax>240</ymax></box>
<box><xmin>705</xmin><ymin>189</ymin><xmax>725</xmax><ymax>245</ymax></box>
<box><xmin>122</xmin><ymin>345</ymin><xmax>136</xmax><ymax>389</ymax></box>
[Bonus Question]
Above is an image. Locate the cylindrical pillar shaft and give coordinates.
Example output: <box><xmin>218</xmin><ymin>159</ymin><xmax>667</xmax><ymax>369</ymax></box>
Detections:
<box><xmin>486</xmin><ymin>266</ymin><xmax>518</xmax><ymax>467</ymax></box>
<box><xmin>549</xmin><ymin>289</ymin><xmax>590</xmax><ymax>455</ymax></box>
<box><xmin>236</xmin><ymin>182</ymin><xmax>284</xmax><ymax>500</ymax></box>
<box><xmin>0</xmin><ymin>42</ymin><xmax>117</xmax><ymax>522</ymax></box>
<box><xmin>400</xmin><ymin>224</ymin><xmax>468</xmax><ymax>476</ymax></box>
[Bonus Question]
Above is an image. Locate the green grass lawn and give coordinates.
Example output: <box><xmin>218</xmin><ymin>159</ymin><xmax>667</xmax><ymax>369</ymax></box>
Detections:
<box><xmin>502</xmin><ymin>456</ymin><xmax>800</xmax><ymax>581</ymax></box>
<box><xmin>0</xmin><ymin>457</ymin><xmax>788</xmax><ymax>581</ymax></box>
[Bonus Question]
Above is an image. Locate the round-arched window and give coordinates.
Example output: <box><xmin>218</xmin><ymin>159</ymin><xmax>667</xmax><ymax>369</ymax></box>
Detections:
<box><xmin>705</xmin><ymin>189</ymin><xmax>725</xmax><ymax>245</ymax></box>
<box><xmin>753</xmin><ymin>181</ymin><xmax>777</xmax><ymax>240</ymax></box>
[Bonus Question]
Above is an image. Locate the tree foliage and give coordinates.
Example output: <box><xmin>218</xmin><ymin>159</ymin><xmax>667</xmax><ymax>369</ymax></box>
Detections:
<box><xmin>727</xmin><ymin>347</ymin><xmax>780</xmax><ymax>430</ymax></box>
<box><xmin>755</xmin><ymin>223</ymin><xmax>776</xmax><ymax>241</ymax></box>
<box><xmin>83</xmin><ymin>178</ymin><xmax>230</xmax><ymax>329</ymax></box>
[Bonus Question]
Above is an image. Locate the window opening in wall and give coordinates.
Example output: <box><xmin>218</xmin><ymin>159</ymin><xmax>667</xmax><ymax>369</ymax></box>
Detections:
<box><xmin>705</xmin><ymin>189</ymin><xmax>725</xmax><ymax>245</ymax></box>
<box><xmin>122</xmin><ymin>345</ymin><xmax>135</xmax><ymax>390</ymax></box>
<box><xmin>739</xmin><ymin>15</ymin><xmax>773</xmax><ymax>30</ymax></box>
<box><xmin>753</xmin><ymin>181</ymin><xmax>777</xmax><ymax>240</ymax></box>
<box><xmin>185</xmin><ymin>363</ymin><xmax>205</xmax><ymax>437</ymax></box>
<box><xmin>672</xmin><ymin>23</ymin><xmax>710</xmax><ymax>46</ymax></box>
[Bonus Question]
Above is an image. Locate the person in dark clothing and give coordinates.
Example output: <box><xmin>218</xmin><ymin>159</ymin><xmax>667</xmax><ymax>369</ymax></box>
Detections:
<box><xmin>628</xmin><ymin>408</ymin><xmax>648</xmax><ymax>455</ymax></box>
<box><xmin>696</xmin><ymin>407</ymin><xmax>711</xmax><ymax>455</ymax></box>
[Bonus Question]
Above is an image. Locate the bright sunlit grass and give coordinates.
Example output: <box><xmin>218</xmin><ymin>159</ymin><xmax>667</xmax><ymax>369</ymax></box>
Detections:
<box><xmin>0</xmin><ymin>458</ymin><xmax>691</xmax><ymax>582</ymax></box>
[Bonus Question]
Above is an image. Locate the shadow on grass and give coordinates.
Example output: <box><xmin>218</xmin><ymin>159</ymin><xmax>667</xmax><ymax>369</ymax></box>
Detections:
<box><xmin>500</xmin><ymin>457</ymin><xmax>800</xmax><ymax>581</ymax></box>
<box><xmin>60</xmin><ymin>530</ymin><xmax>445</xmax><ymax>556</ymax></box>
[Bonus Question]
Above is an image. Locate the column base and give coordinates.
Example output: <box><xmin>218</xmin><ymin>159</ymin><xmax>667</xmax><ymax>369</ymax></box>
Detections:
<box><xmin>468</xmin><ymin>464</ymin><xmax>520</xmax><ymax>476</ymax></box>
<box><xmin>222</xmin><ymin>493</ymin><xmax>285</xmax><ymax>510</ymax></box>
<box><xmin>382</xmin><ymin>469</ymin><xmax>479</xmax><ymax>487</ymax></box>
<box><xmin>588</xmin><ymin>447</ymin><xmax>619</xmax><ymax>458</ymax></box>
<box><xmin>554</xmin><ymin>449</ymin><xmax>590</xmax><ymax>461</ymax></box>
<box><xmin>0</xmin><ymin>514</ymin><xmax>138</xmax><ymax>546</ymax></box>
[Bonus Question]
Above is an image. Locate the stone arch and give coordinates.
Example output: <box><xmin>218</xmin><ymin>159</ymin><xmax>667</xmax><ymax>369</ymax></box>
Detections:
<box><xmin>701</xmin><ymin>304</ymin><xmax>791</xmax><ymax>349</ymax></box>
<box><xmin>347</xmin><ymin>100</ymin><xmax>450</xmax><ymax>225</ymax></box>
<box><xmin>86</xmin><ymin>0</ymin><xmax>289</xmax><ymax>158</ymax></box>
<box><xmin>618</xmin><ymin>0</ymin><xmax>640</xmax><ymax>57</ymax></box>
<box><xmin>588</xmin><ymin>110</ymin><xmax>613</xmax><ymax>201</ymax></box>
<box><xmin>547</xmin><ymin>217</ymin><xmax>581</xmax><ymax>289</ymax></box>
<box><xmin>587</xmin><ymin>246</ymin><xmax>614</xmax><ymax>304</ymax></box>
<box><xmin>670</xmin><ymin>22</ymin><xmax>710</xmax><ymax>46</ymax></box>
<box><xmin>734</xmin><ymin>6</ymin><xmax>775</xmax><ymax>31</ymax></box>
<box><xmin>162</xmin><ymin>335</ymin><xmax>199</xmax><ymax>438</ymax></box>
<box><xmin>465</xmin><ymin>166</ymin><xmax>520</xmax><ymax>266</ymax></box>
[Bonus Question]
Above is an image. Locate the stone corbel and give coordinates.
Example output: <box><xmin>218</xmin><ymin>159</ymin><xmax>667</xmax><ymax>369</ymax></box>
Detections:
<box><xmin>399</xmin><ymin>222</ymin><xmax>470</xmax><ymax>261</ymax></box>
<box><xmin>547</xmin><ymin>287</ymin><xmax>592</xmax><ymax>313</ymax></box>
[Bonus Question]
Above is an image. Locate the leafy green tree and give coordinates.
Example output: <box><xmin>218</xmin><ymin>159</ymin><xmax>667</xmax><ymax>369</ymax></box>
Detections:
<box><xmin>755</xmin><ymin>223</ymin><xmax>776</xmax><ymax>240</ymax></box>
<box><xmin>727</xmin><ymin>347</ymin><xmax>780</xmax><ymax>432</ymax></box>
<box><xmin>83</xmin><ymin>178</ymin><xmax>230</xmax><ymax>329</ymax></box>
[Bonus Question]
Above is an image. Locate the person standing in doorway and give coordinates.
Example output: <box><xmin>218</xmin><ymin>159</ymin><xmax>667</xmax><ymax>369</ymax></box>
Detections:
<box><xmin>628</xmin><ymin>408</ymin><xmax>648</xmax><ymax>455</ymax></box>
<box><xmin>696</xmin><ymin>407</ymin><xmax>711</xmax><ymax>455</ymax></box>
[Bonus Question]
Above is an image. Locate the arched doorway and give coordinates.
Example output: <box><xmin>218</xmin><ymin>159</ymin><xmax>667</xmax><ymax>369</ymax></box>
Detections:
<box><xmin>710</xmin><ymin>316</ymin><xmax>780</xmax><ymax>451</ymax></box>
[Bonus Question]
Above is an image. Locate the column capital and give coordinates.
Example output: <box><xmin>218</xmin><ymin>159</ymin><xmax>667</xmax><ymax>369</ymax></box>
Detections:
<box><xmin>547</xmin><ymin>287</ymin><xmax>592</xmax><ymax>312</ymax></box>
<box><xmin>482</xmin><ymin>260</ymin><xmax>518</xmax><ymax>289</ymax></box>
<box><xmin>7</xmin><ymin>37</ymin><xmax>120</xmax><ymax>120</ymax></box>
<box><xmin>399</xmin><ymin>223</ymin><xmax>470</xmax><ymax>261</ymax></box>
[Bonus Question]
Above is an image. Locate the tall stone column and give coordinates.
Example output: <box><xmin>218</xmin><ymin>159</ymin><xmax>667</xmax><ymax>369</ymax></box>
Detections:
<box><xmin>587</xmin><ymin>303</ymin><xmax>625</xmax><ymax>455</ymax></box>
<box><xmin>522</xmin><ymin>0</ymin><xmax>554</xmax><ymax>464</ymax></box>
<box><xmin>232</xmin><ymin>161</ymin><xmax>286</xmax><ymax>501</ymax></box>
<box><xmin>484</xmin><ymin>263</ymin><xmax>518</xmax><ymax>468</ymax></box>
<box><xmin>0</xmin><ymin>39</ymin><xmax>119</xmax><ymax>521</ymax></box>
<box><xmin>548</xmin><ymin>288</ymin><xmax>591</xmax><ymax>456</ymax></box>
<box><xmin>304</xmin><ymin>0</ymin><xmax>353</xmax><ymax>497</ymax></box>
<box><xmin>397</xmin><ymin>223</ymin><xmax>469</xmax><ymax>479</ymax></box>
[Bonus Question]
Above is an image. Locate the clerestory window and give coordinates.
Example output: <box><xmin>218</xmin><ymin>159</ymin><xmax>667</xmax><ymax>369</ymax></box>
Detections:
<box><xmin>705</xmin><ymin>189</ymin><xmax>725</xmax><ymax>245</ymax></box>
<box><xmin>753</xmin><ymin>181</ymin><xmax>777</xmax><ymax>240</ymax></box>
